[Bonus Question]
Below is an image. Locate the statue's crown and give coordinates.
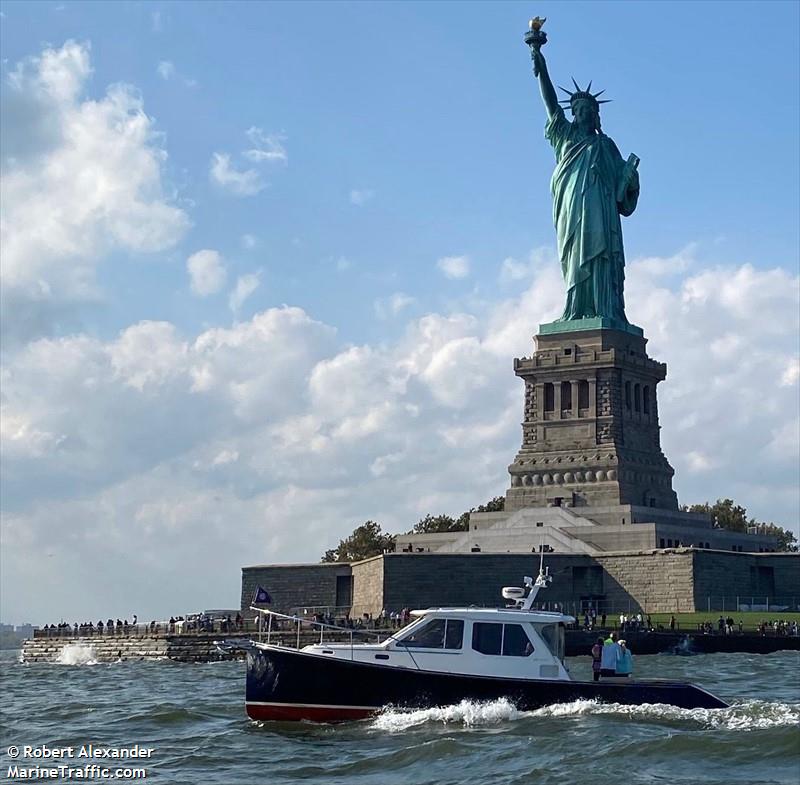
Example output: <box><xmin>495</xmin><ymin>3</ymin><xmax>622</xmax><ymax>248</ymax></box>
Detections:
<box><xmin>558</xmin><ymin>79</ymin><xmax>611</xmax><ymax>112</ymax></box>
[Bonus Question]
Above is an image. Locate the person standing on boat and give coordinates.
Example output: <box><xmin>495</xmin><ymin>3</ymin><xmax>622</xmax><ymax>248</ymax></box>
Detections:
<box><xmin>600</xmin><ymin>631</ymin><xmax>621</xmax><ymax>677</ymax></box>
<box><xmin>615</xmin><ymin>640</ymin><xmax>633</xmax><ymax>677</ymax></box>
<box><xmin>591</xmin><ymin>636</ymin><xmax>604</xmax><ymax>682</ymax></box>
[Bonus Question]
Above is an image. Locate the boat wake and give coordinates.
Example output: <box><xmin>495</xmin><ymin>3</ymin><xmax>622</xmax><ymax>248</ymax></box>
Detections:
<box><xmin>372</xmin><ymin>698</ymin><xmax>521</xmax><ymax>730</ymax></box>
<box><xmin>371</xmin><ymin>697</ymin><xmax>800</xmax><ymax>732</ymax></box>
<box><xmin>55</xmin><ymin>643</ymin><xmax>99</xmax><ymax>666</ymax></box>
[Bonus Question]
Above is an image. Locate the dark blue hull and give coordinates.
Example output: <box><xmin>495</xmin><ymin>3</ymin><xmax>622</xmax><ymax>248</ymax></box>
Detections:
<box><xmin>245</xmin><ymin>644</ymin><xmax>729</xmax><ymax>722</ymax></box>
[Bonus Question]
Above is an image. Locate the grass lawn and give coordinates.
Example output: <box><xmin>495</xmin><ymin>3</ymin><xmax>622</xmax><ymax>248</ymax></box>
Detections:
<box><xmin>644</xmin><ymin>611</ymin><xmax>800</xmax><ymax>632</ymax></box>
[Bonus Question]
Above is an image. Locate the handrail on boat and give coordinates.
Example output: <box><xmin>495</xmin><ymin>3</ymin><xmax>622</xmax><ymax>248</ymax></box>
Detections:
<box><xmin>249</xmin><ymin>605</ymin><xmax>396</xmax><ymax>659</ymax></box>
<box><xmin>248</xmin><ymin>605</ymin><xmax>425</xmax><ymax>668</ymax></box>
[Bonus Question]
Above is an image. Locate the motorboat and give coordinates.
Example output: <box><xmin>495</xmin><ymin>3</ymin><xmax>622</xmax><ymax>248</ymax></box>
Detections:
<box><xmin>230</xmin><ymin>566</ymin><xmax>728</xmax><ymax>722</ymax></box>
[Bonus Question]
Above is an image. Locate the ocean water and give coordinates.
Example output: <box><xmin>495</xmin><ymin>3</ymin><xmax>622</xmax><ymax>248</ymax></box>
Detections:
<box><xmin>1</xmin><ymin>648</ymin><xmax>798</xmax><ymax>784</ymax></box>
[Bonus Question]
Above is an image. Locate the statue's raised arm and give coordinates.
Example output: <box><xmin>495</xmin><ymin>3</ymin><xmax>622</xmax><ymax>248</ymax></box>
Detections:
<box><xmin>525</xmin><ymin>18</ymin><xmax>559</xmax><ymax>119</ymax></box>
<box><xmin>531</xmin><ymin>48</ymin><xmax>559</xmax><ymax>120</ymax></box>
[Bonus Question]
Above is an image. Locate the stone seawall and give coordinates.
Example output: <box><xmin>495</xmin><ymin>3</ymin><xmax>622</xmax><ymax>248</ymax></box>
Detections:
<box><xmin>22</xmin><ymin>634</ymin><xmax>237</xmax><ymax>664</ymax></box>
<box><xmin>21</xmin><ymin>631</ymin><xmax>384</xmax><ymax>663</ymax></box>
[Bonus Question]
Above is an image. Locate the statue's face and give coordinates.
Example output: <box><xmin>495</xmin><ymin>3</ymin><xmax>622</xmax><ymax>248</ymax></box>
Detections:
<box><xmin>572</xmin><ymin>99</ymin><xmax>596</xmax><ymax>127</ymax></box>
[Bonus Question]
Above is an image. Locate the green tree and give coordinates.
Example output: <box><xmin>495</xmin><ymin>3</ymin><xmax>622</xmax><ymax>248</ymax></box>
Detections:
<box><xmin>410</xmin><ymin>514</ymin><xmax>460</xmax><ymax>534</ymax></box>
<box><xmin>474</xmin><ymin>496</ymin><xmax>506</xmax><ymax>513</ymax></box>
<box><xmin>410</xmin><ymin>497</ymin><xmax>507</xmax><ymax>534</ymax></box>
<box><xmin>682</xmin><ymin>498</ymin><xmax>797</xmax><ymax>551</ymax></box>
<box><xmin>321</xmin><ymin>520</ymin><xmax>395</xmax><ymax>562</ymax></box>
<box><xmin>759</xmin><ymin>523</ymin><xmax>798</xmax><ymax>552</ymax></box>
<box><xmin>455</xmin><ymin>496</ymin><xmax>506</xmax><ymax>529</ymax></box>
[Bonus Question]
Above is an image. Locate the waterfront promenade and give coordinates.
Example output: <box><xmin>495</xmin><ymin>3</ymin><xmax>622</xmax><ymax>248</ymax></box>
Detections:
<box><xmin>22</xmin><ymin>623</ymin><xmax>800</xmax><ymax>664</ymax></box>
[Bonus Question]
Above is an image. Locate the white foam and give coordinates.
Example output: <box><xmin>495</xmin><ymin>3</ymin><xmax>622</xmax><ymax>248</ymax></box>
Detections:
<box><xmin>372</xmin><ymin>698</ymin><xmax>800</xmax><ymax>732</ymax></box>
<box><xmin>55</xmin><ymin>643</ymin><xmax>99</xmax><ymax>666</ymax></box>
<box><xmin>527</xmin><ymin>698</ymin><xmax>800</xmax><ymax>731</ymax></box>
<box><xmin>372</xmin><ymin>698</ymin><xmax>521</xmax><ymax>731</ymax></box>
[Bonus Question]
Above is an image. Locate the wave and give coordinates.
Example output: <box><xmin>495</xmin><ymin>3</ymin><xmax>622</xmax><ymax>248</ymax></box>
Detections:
<box><xmin>533</xmin><ymin>697</ymin><xmax>800</xmax><ymax>730</ymax></box>
<box><xmin>372</xmin><ymin>698</ymin><xmax>521</xmax><ymax>731</ymax></box>
<box><xmin>55</xmin><ymin>643</ymin><xmax>99</xmax><ymax>666</ymax></box>
<box><xmin>371</xmin><ymin>697</ymin><xmax>800</xmax><ymax>732</ymax></box>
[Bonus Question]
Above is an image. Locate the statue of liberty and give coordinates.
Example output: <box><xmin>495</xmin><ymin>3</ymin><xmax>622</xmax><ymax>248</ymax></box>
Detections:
<box><xmin>527</xmin><ymin>20</ymin><xmax>640</xmax><ymax>328</ymax></box>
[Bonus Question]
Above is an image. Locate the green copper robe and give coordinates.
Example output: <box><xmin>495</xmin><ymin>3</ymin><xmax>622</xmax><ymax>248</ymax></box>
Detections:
<box><xmin>545</xmin><ymin>107</ymin><xmax>639</xmax><ymax>323</ymax></box>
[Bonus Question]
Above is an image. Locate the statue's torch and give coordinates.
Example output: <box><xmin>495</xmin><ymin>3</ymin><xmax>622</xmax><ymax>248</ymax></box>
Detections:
<box><xmin>524</xmin><ymin>17</ymin><xmax>547</xmax><ymax>77</ymax></box>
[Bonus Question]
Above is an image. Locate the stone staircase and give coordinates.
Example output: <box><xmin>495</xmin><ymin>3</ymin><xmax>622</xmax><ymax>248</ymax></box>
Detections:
<box><xmin>437</xmin><ymin>505</ymin><xmax>601</xmax><ymax>554</ymax></box>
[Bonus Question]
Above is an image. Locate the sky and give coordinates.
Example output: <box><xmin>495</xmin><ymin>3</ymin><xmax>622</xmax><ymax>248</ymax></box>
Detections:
<box><xmin>1</xmin><ymin>1</ymin><xmax>798</xmax><ymax>625</ymax></box>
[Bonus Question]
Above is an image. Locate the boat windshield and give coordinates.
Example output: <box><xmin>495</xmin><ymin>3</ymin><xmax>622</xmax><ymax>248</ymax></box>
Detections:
<box><xmin>395</xmin><ymin>618</ymin><xmax>464</xmax><ymax>649</ymax></box>
<box><xmin>536</xmin><ymin>622</ymin><xmax>566</xmax><ymax>661</ymax></box>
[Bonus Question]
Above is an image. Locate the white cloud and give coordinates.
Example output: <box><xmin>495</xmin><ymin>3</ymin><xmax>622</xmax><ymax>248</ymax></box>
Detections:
<box><xmin>500</xmin><ymin>256</ymin><xmax>530</xmax><ymax>282</ymax></box>
<box><xmin>228</xmin><ymin>272</ymin><xmax>261</xmax><ymax>313</ymax></box>
<box><xmin>780</xmin><ymin>358</ymin><xmax>799</xmax><ymax>387</ymax></box>
<box><xmin>336</xmin><ymin>257</ymin><xmax>352</xmax><ymax>272</ymax></box>
<box><xmin>374</xmin><ymin>292</ymin><xmax>415</xmax><ymax>319</ymax></box>
<box><xmin>210</xmin><ymin>128</ymin><xmax>286</xmax><ymax>197</ymax></box>
<box><xmin>499</xmin><ymin>247</ymin><xmax>558</xmax><ymax>284</ymax></box>
<box><xmin>212</xmin><ymin>449</ymin><xmax>239</xmax><ymax>466</ymax></box>
<box><xmin>155</xmin><ymin>59</ymin><xmax>196</xmax><ymax>87</ymax></box>
<box><xmin>243</xmin><ymin>126</ymin><xmax>287</xmax><ymax>163</ymax></box>
<box><xmin>241</xmin><ymin>233</ymin><xmax>258</xmax><ymax>250</ymax></box>
<box><xmin>156</xmin><ymin>60</ymin><xmax>175</xmax><ymax>80</ymax></box>
<box><xmin>1</xmin><ymin>252</ymin><xmax>798</xmax><ymax>623</ymax></box>
<box><xmin>350</xmin><ymin>188</ymin><xmax>375</xmax><ymax>206</ymax></box>
<box><xmin>629</xmin><ymin>245</ymin><xmax>696</xmax><ymax>278</ymax></box>
<box><xmin>0</xmin><ymin>40</ymin><xmax>189</xmax><ymax>344</ymax></box>
<box><xmin>209</xmin><ymin>153</ymin><xmax>265</xmax><ymax>197</ymax></box>
<box><xmin>686</xmin><ymin>451</ymin><xmax>716</xmax><ymax>472</ymax></box>
<box><xmin>437</xmin><ymin>255</ymin><xmax>470</xmax><ymax>279</ymax></box>
<box><xmin>187</xmin><ymin>249</ymin><xmax>227</xmax><ymax>297</ymax></box>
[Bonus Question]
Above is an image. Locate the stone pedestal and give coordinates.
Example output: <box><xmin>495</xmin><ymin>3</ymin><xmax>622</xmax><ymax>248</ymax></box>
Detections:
<box><xmin>506</xmin><ymin>325</ymin><xmax>678</xmax><ymax>512</ymax></box>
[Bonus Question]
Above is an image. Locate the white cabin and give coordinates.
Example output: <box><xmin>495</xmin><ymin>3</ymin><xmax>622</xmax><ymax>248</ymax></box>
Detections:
<box><xmin>297</xmin><ymin>605</ymin><xmax>573</xmax><ymax>681</ymax></box>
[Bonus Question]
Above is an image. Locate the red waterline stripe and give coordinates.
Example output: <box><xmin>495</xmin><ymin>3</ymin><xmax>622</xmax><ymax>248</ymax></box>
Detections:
<box><xmin>246</xmin><ymin>701</ymin><xmax>378</xmax><ymax>723</ymax></box>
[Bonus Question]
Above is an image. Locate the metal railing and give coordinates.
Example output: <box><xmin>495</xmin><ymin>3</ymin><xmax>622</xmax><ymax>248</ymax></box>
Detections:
<box><xmin>535</xmin><ymin>596</ymin><xmax>799</xmax><ymax>618</ymax></box>
<box><xmin>249</xmin><ymin>606</ymin><xmax>400</xmax><ymax>661</ymax></box>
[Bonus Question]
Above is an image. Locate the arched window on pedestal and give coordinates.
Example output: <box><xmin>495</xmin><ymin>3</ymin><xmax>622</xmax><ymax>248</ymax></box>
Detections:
<box><xmin>544</xmin><ymin>383</ymin><xmax>554</xmax><ymax>412</ymax></box>
<box><xmin>578</xmin><ymin>380</ymin><xmax>589</xmax><ymax>411</ymax></box>
<box><xmin>561</xmin><ymin>381</ymin><xmax>572</xmax><ymax>412</ymax></box>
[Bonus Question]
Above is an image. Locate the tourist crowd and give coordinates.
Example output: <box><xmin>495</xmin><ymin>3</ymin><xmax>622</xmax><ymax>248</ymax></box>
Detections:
<box><xmin>39</xmin><ymin>613</ymin><xmax>248</xmax><ymax>637</ymax></box>
<box><xmin>308</xmin><ymin>609</ymin><xmax>413</xmax><ymax>631</ymax></box>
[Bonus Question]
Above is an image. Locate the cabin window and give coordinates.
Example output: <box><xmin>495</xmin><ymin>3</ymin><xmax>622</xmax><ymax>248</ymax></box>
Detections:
<box><xmin>397</xmin><ymin>618</ymin><xmax>445</xmax><ymax>648</ymax></box>
<box><xmin>471</xmin><ymin>623</ymin><xmax>533</xmax><ymax>656</ymax></box>
<box><xmin>502</xmin><ymin>624</ymin><xmax>534</xmax><ymax>657</ymax></box>
<box><xmin>471</xmin><ymin>622</ymin><xmax>502</xmax><ymax>655</ymax></box>
<box><xmin>445</xmin><ymin>619</ymin><xmax>464</xmax><ymax>650</ymax></box>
